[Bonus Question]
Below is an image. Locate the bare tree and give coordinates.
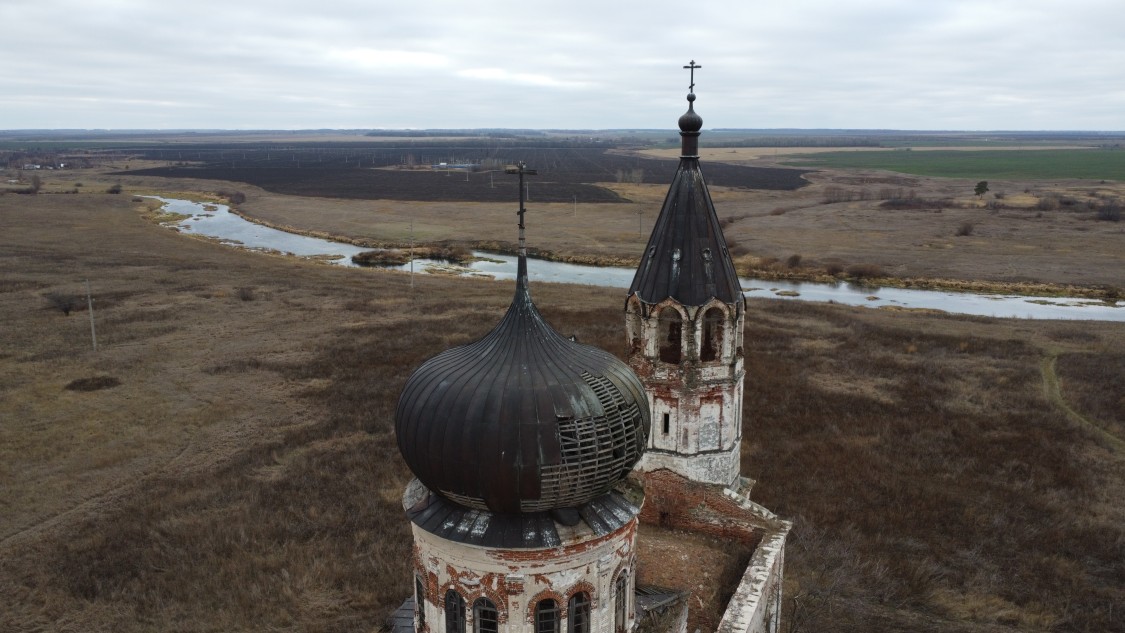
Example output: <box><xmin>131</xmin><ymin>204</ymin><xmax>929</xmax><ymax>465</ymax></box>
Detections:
<box><xmin>45</xmin><ymin>292</ymin><xmax>80</xmax><ymax>315</ymax></box>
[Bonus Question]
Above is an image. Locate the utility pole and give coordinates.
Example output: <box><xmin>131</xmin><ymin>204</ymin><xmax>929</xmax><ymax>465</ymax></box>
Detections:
<box><xmin>85</xmin><ymin>279</ymin><xmax>97</xmax><ymax>351</ymax></box>
<box><xmin>410</xmin><ymin>218</ymin><xmax>414</xmax><ymax>289</ymax></box>
<box><xmin>573</xmin><ymin>194</ymin><xmax>577</xmax><ymax>218</ymax></box>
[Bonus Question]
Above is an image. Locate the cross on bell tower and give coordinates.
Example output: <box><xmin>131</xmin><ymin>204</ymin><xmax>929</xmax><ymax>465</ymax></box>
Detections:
<box><xmin>683</xmin><ymin>60</ymin><xmax>701</xmax><ymax>92</ymax></box>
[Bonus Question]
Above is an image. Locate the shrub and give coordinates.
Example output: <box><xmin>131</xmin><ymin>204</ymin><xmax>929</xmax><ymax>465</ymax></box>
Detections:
<box><xmin>106</xmin><ymin>184</ymin><xmax>122</xmax><ymax>194</ymax></box>
<box><xmin>236</xmin><ymin>287</ymin><xmax>255</xmax><ymax>301</ymax></box>
<box><xmin>218</xmin><ymin>190</ymin><xmax>247</xmax><ymax>205</ymax></box>
<box><xmin>426</xmin><ymin>245</ymin><xmax>472</xmax><ymax>264</ymax></box>
<box><xmin>65</xmin><ymin>376</ymin><xmax>121</xmax><ymax>391</ymax></box>
<box><xmin>1036</xmin><ymin>195</ymin><xmax>1059</xmax><ymax>211</ymax></box>
<box><xmin>45</xmin><ymin>292</ymin><xmax>81</xmax><ymax>315</ymax></box>
<box><xmin>1096</xmin><ymin>199</ymin><xmax>1121</xmax><ymax>222</ymax></box>
<box><xmin>786</xmin><ymin>254</ymin><xmax>802</xmax><ymax>269</ymax></box>
<box><xmin>352</xmin><ymin>250</ymin><xmax>410</xmax><ymax>266</ymax></box>
<box><xmin>879</xmin><ymin>194</ymin><xmax>950</xmax><ymax>211</ymax></box>
<box><xmin>725</xmin><ymin>239</ymin><xmax>751</xmax><ymax>257</ymax></box>
<box><xmin>825</xmin><ymin>263</ymin><xmax>845</xmax><ymax>275</ymax></box>
<box><xmin>822</xmin><ymin>186</ymin><xmax>850</xmax><ymax>204</ymax></box>
<box><xmin>846</xmin><ymin>263</ymin><xmax>885</xmax><ymax>279</ymax></box>
<box><xmin>955</xmin><ymin>222</ymin><xmax>974</xmax><ymax>236</ymax></box>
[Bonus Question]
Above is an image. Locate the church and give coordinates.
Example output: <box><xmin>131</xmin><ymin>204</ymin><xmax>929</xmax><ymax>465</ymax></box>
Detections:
<box><xmin>391</xmin><ymin>65</ymin><xmax>790</xmax><ymax>633</ymax></box>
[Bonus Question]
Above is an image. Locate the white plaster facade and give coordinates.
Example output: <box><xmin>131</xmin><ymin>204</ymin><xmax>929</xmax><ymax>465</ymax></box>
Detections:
<box><xmin>714</xmin><ymin>492</ymin><xmax>789</xmax><ymax>633</ymax></box>
<box><xmin>407</xmin><ymin>485</ymin><xmax>640</xmax><ymax>633</ymax></box>
<box><xmin>626</xmin><ymin>296</ymin><xmax>746</xmax><ymax>488</ymax></box>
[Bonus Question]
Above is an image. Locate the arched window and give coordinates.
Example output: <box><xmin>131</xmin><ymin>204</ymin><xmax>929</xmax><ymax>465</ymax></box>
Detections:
<box><xmin>535</xmin><ymin>599</ymin><xmax>559</xmax><ymax>633</ymax></box>
<box><xmin>445</xmin><ymin>590</ymin><xmax>466</xmax><ymax>633</ymax></box>
<box><xmin>473</xmin><ymin>598</ymin><xmax>498</xmax><ymax>633</ymax></box>
<box><xmin>568</xmin><ymin>593</ymin><xmax>590</xmax><ymax>633</ymax></box>
<box><xmin>700</xmin><ymin>307</ymin><xmax>725</xmax><ymax>362</ymax></box>
<box><xmin>657</xmin><ymin>308</ymin><xmax>682</xmax><ymax>364</ymax></box>
<box><xmin>614</xmin><ymin>574</ymin><xmax>628</xmax><ymax>633</ymax></box>
<box><xmin>415</xmin><ymin>577</ymin><xmax>427</xmax><ymax>633</ymax></box>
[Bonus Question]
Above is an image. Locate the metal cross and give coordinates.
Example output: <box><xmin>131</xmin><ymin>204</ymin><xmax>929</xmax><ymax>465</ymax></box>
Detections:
<box><xmin>505</xmin><ymin>161</ymin><xmax>538</xmax><ymax>229</ymax></box>
<box><xmin>683</xmin><ymin>60</ymin><xmax>702</xmax><ymax>92</ymax></box>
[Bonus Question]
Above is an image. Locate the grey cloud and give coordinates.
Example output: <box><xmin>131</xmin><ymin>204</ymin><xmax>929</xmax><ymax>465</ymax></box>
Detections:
<box><xmin>0</xmin><ymin>0</ymin><xmax>1121</xmax><ymax>129</ymax></box>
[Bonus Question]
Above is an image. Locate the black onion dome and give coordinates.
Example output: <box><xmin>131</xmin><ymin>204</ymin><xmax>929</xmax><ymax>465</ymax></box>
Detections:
<box><xmin>395</xmin><ymin>259</ymin><xmax>650</xmax><ymax>514</ymax></box>
<box><xmin>678</xmin><ymin>93</ymin><xmax>703</xmax><ymax>133</ymax></box>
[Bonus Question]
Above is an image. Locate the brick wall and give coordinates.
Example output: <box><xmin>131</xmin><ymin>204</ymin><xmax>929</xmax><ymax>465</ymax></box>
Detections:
<box><xmin>410</xmin><ymin>516</ymin><xmax>639</xmax><ymax>633</ymax></box>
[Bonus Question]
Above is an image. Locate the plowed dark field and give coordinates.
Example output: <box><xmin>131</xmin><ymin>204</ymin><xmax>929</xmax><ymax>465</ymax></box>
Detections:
<box><xmin>120</xmin><ymin>144</ymin><xmax>807</xmax><ymax>202</ymax></box>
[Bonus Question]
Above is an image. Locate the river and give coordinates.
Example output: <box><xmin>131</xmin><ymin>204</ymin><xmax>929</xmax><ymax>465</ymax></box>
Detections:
<box><xmin>150</xmin><ymin>197</ymin><xmax>1123</xmax><ymax>322</ymax></box>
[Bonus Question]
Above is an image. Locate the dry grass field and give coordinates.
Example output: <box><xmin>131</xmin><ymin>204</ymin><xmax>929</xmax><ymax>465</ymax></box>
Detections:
<box><xmin>1</xmin><ymin>191</ymin><xmax>1123</xmax><ymax>632</ymax></box>
<box><xmin>10</xmin><ymin>138</ymin><xmax>1122</xmax><ymax>294</ymax></box>
<box><xmin>77</xmin><ymin>152</ymin><xmax>1123</xmax><ymax>294</ymax></box>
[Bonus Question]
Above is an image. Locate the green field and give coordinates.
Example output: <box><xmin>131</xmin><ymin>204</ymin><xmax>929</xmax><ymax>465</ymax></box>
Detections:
<box><xmin>783</xmin><ymin>148</ymin><xmax>1125</xmax><ymax>180</ymax></box>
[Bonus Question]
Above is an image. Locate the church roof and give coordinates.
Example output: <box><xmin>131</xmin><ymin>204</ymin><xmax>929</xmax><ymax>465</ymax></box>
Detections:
<box><xmin>628</xmin><ymin>92</ymin><xmax>742</xmax><ymax>307</ymax></box>
<box><xmin>395</xmin><ymin>166</ymin><xmax>650</xmax><ymax>515</ymax></box>
<box><xmin>404</xmin><ymin>480</ymin><xmax>640</xmax><ymax>548</ymax></box>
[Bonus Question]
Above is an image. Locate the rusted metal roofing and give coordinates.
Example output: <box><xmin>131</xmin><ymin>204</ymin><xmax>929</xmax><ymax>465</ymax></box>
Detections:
<box><xmin>405</xmin><ymin>482</ymin><xmax>640</xmax><ymax>548</ymax></box>
<box><xmin>395</xmin><ymin>253</ymin><xmax>650</xmax><ymax>515</ymax></box>
<box><xmin>628</xmin><ymin>92</ymin><xmax>742</xmax><ymax>307</ymax></box>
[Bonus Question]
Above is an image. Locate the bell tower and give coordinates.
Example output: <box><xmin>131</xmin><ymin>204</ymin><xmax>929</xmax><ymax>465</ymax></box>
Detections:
<box><xmin>627</xmin><ymin>63</ymin><xmax>746</xmax><ymax>488</ymax></box>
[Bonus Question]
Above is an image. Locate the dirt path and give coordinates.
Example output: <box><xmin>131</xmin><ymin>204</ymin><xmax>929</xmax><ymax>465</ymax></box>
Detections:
<box><xmin>1040</xmin><ymin>351</ymin><xmax>1125</xmax><ymax>452</ymax></box>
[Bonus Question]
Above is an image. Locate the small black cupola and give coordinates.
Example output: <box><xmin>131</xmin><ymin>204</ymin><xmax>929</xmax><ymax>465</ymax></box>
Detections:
<box><xmin>628</xmin><ymin>61</ymin><xmax>742</xmax><ymax>307</ymax></box>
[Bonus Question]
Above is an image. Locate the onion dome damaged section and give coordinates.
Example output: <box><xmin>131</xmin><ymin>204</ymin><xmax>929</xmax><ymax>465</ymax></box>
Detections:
<box><xmin>395</xmin><ymin>163</ymin><xmax>651</xmax><ymax>517</ymax></box>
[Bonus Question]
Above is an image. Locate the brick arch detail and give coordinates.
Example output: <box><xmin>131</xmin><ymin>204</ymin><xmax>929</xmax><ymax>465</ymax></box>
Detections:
<box><xmin>611</xmin><ymin>557</ymin><xmax>634</xmax><ymax>589</ymax></box>
<box><xmin>565</xmin><ymin>580</ymin><xmax>598</xmax><ymax>610</ymax></box>
<box><xmin>438</xmin><ymin>581</ymin><xmax>471</xmax><ymax>611</ymax></box>
<box><xmin>525</xmin><ymin>588</ymin><xmax>567</xmax><ymax>624</ymax></box>
<box><xmin>466</xmin><ymin>581</ymin><xmax>509</xmax><ymax>625</ymax></box>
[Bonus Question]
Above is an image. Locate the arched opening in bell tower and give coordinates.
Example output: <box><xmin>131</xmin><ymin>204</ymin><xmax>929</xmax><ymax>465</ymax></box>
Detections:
<box><xmin>700</xmin><ymin>307</ymin><xmax>725</xmax><ymax>362</ymax></box>
<box><xmin>658</xmin><ymin>308</ymin><xmax>682</xmax><ymax>364</ymax></box>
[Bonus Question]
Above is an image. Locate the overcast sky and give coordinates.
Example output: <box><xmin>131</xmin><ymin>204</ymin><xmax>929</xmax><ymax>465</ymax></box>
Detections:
<box><xmin>2</xmin><ymin>0</ymin><xmax>1122</xmax><ymax>131</ymax></box>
